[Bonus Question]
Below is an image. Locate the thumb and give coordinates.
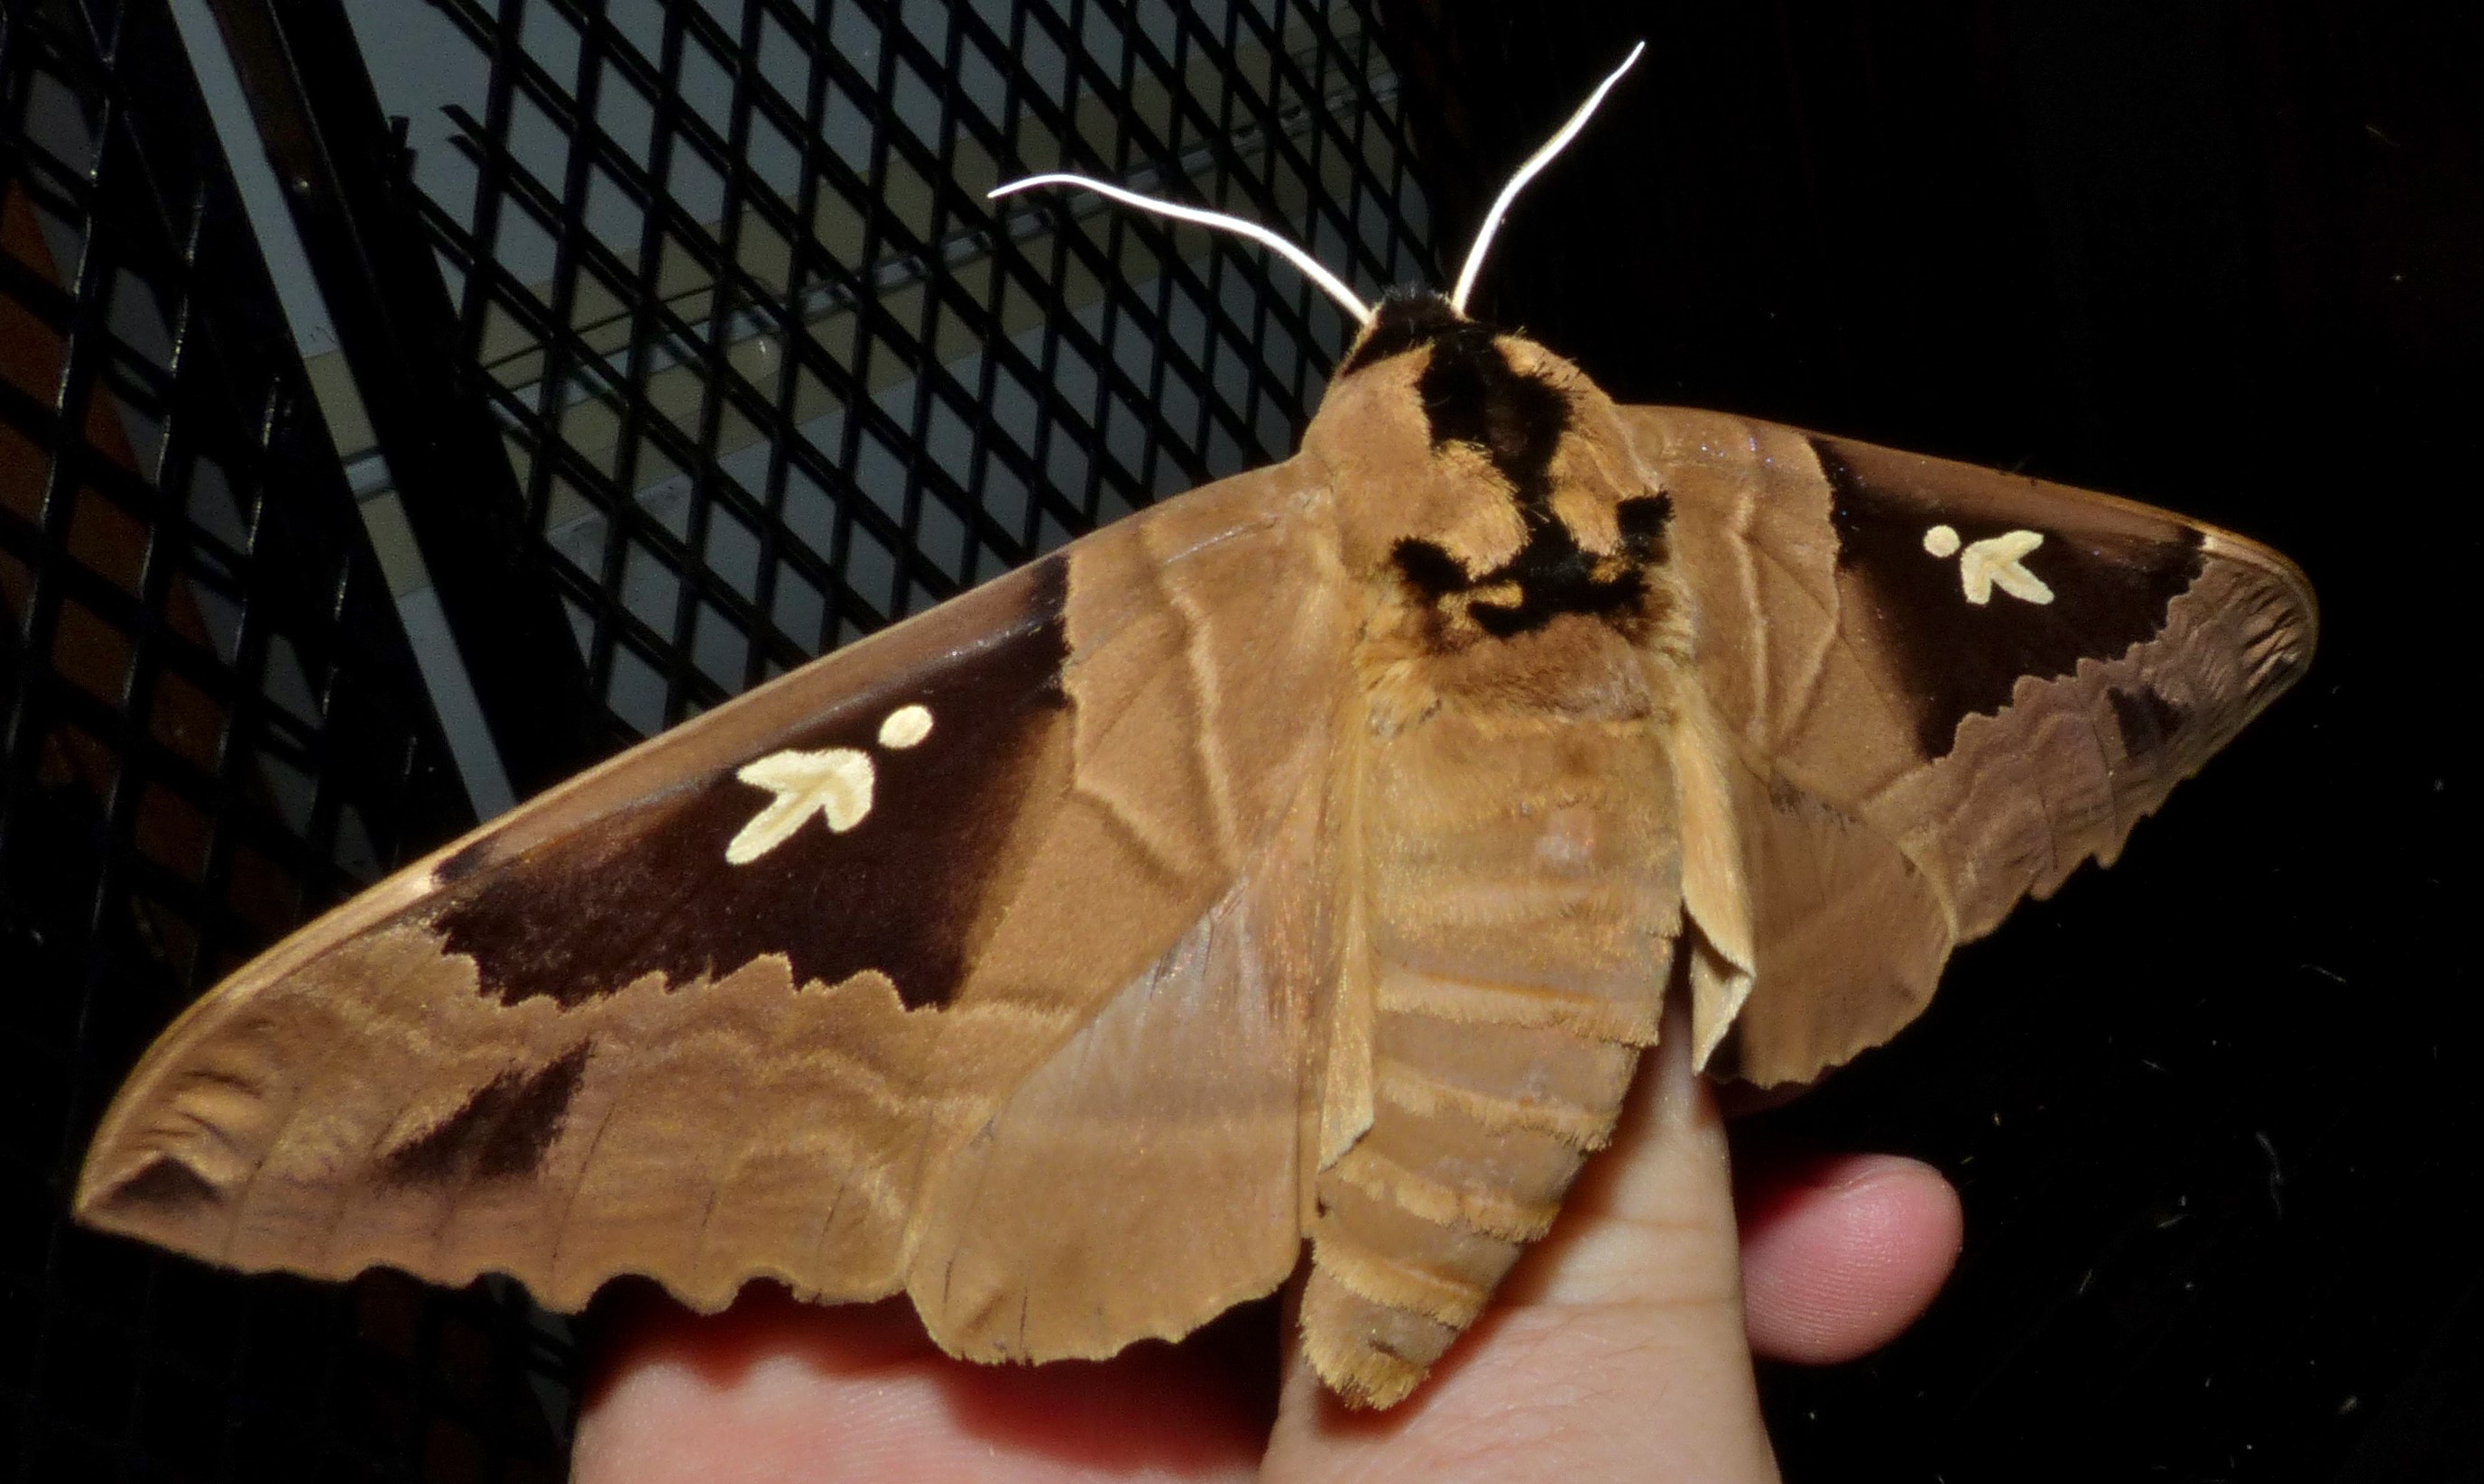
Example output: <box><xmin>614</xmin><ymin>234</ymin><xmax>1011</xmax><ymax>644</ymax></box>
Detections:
<box><xmin>1263</xmin><ymin>1001</ymin><xmax>1779</xmax><ymax>1482</ymax></box>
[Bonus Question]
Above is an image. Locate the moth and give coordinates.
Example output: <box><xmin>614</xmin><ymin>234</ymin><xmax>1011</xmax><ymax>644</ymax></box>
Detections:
<box><xmin>75</xmin><ymin>49</ymin><xmax>2313</xmax><ymax>1409</ymax></box>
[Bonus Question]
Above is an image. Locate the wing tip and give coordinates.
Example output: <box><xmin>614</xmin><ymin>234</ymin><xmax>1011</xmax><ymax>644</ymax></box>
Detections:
<box><xmin>72</xmin><ymin>1148</ymin><xmax>237</xmax><ymax>1264</ymax></box>
<box><xmin>2202</xmin><ymin>529</ymin><xmax>2320</xmax><ymax>678</ymax></box>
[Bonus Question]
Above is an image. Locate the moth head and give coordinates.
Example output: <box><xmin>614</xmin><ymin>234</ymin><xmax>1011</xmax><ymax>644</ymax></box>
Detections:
<box><xmin>985</xmin><ymin>43</ymin><xmax>1658</xmax><ymax>643</ymax></box>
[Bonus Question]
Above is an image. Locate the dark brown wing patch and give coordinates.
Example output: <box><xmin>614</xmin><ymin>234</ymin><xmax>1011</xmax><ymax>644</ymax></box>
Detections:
<box><xmin>106</xmin><ymin>1157</ymin><xmax>224</xmax><ymax>1216</ymax></box>
<box><xmin>382</xmin><ymin>1042</ymin><xmax>594</xmax><ymax>1184</ymax></box>
<box><xmin>1815</xmin><ymin>437</ymin><xmax>2206</xmax><ymax>760</ymax></box>
<box><xmin>2108</xmin><ymin>684</ymin><xmax>2190</xmax><ymax>762</ymax></box>
<box><xmin>427</xmin><ymin>558</ymin><xmax>1070</xmax><ymax>1010</ymax></box>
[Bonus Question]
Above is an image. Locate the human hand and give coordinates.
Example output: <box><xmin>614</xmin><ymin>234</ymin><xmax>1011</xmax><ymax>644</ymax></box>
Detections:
<box><xmin>573</xmin><ymin>1014</ymin><xmax>1960</xmax><ymax>1483</ymax></box>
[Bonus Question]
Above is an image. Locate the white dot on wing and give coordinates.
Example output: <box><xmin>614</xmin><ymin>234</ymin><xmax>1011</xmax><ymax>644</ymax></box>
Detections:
<box><xmin>879</xmin><ymin>704</ymin><xmax>934</xmax><ymax>749</ymax></box>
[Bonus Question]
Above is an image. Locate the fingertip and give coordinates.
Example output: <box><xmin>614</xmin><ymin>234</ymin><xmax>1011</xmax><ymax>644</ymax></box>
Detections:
<box><xmin>1737</xmin><ymin>1153</ymin><xmax>1962</xmax><ymax>1365</ymax></box>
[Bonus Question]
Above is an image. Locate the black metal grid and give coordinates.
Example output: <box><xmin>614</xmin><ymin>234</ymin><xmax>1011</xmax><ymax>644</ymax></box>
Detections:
<box><xmin>384</xmin><ymin>0</ymin><xmax>1433</xmax><ymax>737</ymax></box>
<box><xmin>0</xmin><ymin>1</ymin><xmax>556</xmax><ymax>1479</ymax></box>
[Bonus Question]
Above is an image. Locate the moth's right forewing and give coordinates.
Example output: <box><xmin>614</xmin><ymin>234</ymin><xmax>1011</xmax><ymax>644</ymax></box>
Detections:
<box><xmin>73</xmin><ymin>551</ymin><xmax>1086</xmax><ymax>1307</ymax></box>
<box><xmin>77</xmin><ymin>455</ymin><xmax>1361</xmax><ymax>1362</ymax></box>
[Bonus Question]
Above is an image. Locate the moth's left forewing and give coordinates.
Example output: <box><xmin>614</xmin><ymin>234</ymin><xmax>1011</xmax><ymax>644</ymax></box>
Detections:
<box><xmin>1807</xmin><ymin>432</ymin><xmax>2316</xmax><ymax>924</ymax></box>
<box><xmin>77</xmin><ymin>455</ymin><xmax>1361</xmax><ymax>1361</ymax></box>
<box><xmin>1627</xmin><ymin>406</ymin><xmax>2316</xmax><ymax>1085</ymax></box>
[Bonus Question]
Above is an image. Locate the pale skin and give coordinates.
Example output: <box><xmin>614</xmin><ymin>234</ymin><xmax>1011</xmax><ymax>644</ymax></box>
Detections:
<box><xmin>574</xmin><ymin>1002</ymin><xmax>1962</xmax><ymax>1483</ymax></box>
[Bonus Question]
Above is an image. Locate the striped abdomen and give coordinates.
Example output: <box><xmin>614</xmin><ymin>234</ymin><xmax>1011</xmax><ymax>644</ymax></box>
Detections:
<box><xmin>1305</xmin><ymin>698</ymin><xmax>1683</xmax><ymax>1406</ymax></box>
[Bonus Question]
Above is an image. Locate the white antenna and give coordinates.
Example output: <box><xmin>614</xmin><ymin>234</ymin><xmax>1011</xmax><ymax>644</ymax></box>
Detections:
<box><xmin>1450</xmin><ymin>41</ymin><xmax>1647</xmax><ymax>315</ymax></box>
<box><xmin>987</xmin><ymin>173</ymin><xmax>1373</xmax><ymax>325</ymax></box>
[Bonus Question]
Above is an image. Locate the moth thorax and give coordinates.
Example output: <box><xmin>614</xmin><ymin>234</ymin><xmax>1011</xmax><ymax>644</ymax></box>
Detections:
<box><xmin>1309</xmin><ymin>300</ymin><xmax>1679</xmax><ymax>675</ymax></box>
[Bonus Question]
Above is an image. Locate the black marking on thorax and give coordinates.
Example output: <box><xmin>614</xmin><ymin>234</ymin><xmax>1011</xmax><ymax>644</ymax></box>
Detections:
<box><xmin>1814</xmin><ymin>438</ymin><xmax>2205</xmax><ymax>760</ymax></box>
<box><xmin>1355</xmin><ymin>294</ymin><xmax>1671</xmax><ymax>638</ymax></box>
<box><xmin>1394</xmin><ymin>493</ymin><xmax>1674</xmax><ymax>639</ymax></box>
<box><xmin>429</xmin><ymin>558</ymin><xmax>1072</xmax><ymax>1012</ymax></box>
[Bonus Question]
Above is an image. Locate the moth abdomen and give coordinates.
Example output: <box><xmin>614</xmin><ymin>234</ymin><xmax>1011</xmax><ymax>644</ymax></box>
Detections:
<box><xmin>1307</xmin><ymin>1001</ymin><xmax>1650</xmax><ymax>1406</ymax></box>
<box><xmin>1310</xmin><ymin>686</ymin><xmax>1681</xmax><ymax>1404</ymax></box>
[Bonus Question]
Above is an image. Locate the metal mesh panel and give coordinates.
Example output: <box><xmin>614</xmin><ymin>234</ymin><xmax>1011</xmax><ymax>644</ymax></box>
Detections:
<box><xmin>366</xmin><ymin>0</ymin><xmax>1432</xmax><ymax>736</ymax></box>
<box><xmin>0</xmin><ymin>1</ymin><xmax>557</xmax><ymax>1479</ymax></box>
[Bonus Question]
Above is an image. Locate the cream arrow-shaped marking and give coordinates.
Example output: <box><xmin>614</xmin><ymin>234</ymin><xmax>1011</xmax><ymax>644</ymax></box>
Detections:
<box><xmin>725</xmin><ymin>747</ymin><xmax>876</xmax><ymax>864</ymax></box>
<box><xmin>1956</xmin><ymin>529</ymin><xmax>2055</xmax><ymax>606</ymax></box>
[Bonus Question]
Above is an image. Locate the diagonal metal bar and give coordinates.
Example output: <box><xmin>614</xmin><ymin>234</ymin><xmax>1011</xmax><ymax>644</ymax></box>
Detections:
<box><xmin>199</xmin><ymin>0</ymin><xmax>611</xmax><ymax>793</ymax></box>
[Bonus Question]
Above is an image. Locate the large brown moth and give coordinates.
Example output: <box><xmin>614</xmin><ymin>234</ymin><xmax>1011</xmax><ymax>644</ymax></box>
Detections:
<box><xmin>75</xmin><ymin>48</ymin><xmax>2313</xmax><ymax>1409</ymax></box>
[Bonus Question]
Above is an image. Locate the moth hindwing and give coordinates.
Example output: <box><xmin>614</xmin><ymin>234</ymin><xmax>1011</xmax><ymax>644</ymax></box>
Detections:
<box><xmin>78</xmin><ymin>290</ymin><xmax>2313</xmax><ymax>1409</ymax></box>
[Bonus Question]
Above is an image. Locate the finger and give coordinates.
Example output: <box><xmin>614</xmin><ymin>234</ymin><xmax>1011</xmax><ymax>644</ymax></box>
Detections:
<box><xmin>1262</xmin><ymin>1001</ymin><xmax>1781</xmax><ymax>1484</ymax></box>
<box><xmin>571</xmin><ymin>1286</ymin><xmax>1269</xmax><ymax>1484</ymax></box>
<box><xmin>1735</xmin><ymin>1151</ymin><xmax>1962</xmax><ymax>1364</ymax></box>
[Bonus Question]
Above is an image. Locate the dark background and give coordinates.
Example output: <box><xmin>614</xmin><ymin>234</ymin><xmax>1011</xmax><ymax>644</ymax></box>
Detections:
<box><xmin>6</xmin><ymin>0</ymin><xmax>2479</xmax><ymax>1479</ymax></box>
<box><xmin>1381</xmin><ymin>1</ymin><xmax>2479</xmax><ymax>1478</ymax></box>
